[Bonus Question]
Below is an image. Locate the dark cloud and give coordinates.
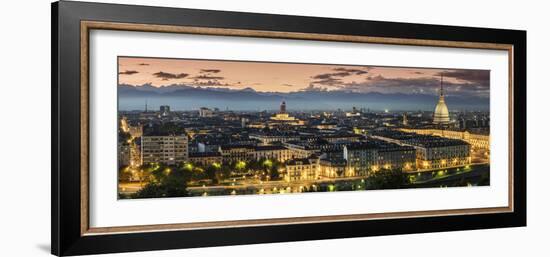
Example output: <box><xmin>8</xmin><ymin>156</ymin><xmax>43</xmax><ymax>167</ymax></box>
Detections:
<box><xmin>307</xmin><ymin>67</ymin><xmax>489</xmax><ymax>98</ymax></box>
<box><xmin>191</xmin><ymin>75</ymin><xmax>225</xmax><ymax>80</ymax></box>
<box><xmin>300</xmin><ymin>84</ymin><xmax>328</xmax><ymax>92</ymax></box>
<box><xmin>192</xmin><ymin>80</ymin><xmax>233</xmax><ymax>87</ymax></box>
<box><xmin>138</xmin><ymin>63</ymin><xmax>150</xmax><ymax>66</ymax></box>
<box><xmin>311</xmin><ymin>77</ymin><xmax>343</xmax><ymax>87</ymax></box>
<box><xmin>338</xmin><ymin>74</ymin><xmax>489</xmax><ymax>98</ymax></box>
<box><xmin>333</xmin><ymin>67</ymin><xmax>369</xmax><ymax>75</ymax></box>
<box><xmin>310</xmin><ymin>67</ymin><xmax>369</xmax><ymax>88</ymax></box>
<box><xmin>119</xmin><ymin>70</ymin><xmax>139</xmax><ymax>75</ymax></box>
<box><xmin>282</xmin><ymin>83</ymin><xmax>294</xmax><ymax>87</ymax></box>
<box><xmin>153</xmin><ymin>71</ymin><xmax>189</xmax><ymax>80</ymax></box>
<box><xmin>189</xmin><ymin>71</ymin><xmax>233</xmax><ymax>87</ymax></box>
<box><xmin>200</xmin><ymin>69</ymin><xmax>221</xmax><ymax>73</ymax></box>
<box><xmin>312</xmin><ymin>72</ymin><xmax>351</xmax><ymax>80</ymax></box>
<box><xmin>436</xmin><ymin>70</ymin><xmax>490</xmax><ymax>87</ymax></box>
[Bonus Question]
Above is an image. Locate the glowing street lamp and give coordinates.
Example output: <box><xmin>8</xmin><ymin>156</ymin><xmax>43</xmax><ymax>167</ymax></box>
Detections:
<box><xmin>184</xmin><ymin>163</ymin><xmax>193</xmax><ymax>171</ymax></box>
<box><xmin>263</xmin><ymin>159</ymin><xmax>273</xmax><ymax>168</ymax></box>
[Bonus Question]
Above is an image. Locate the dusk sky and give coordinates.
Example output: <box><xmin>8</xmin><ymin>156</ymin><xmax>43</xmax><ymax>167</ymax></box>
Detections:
<box><xmin>119</xmin><ymin>57</ymin><xmax>490</xmax><ymax>98</ymax></box>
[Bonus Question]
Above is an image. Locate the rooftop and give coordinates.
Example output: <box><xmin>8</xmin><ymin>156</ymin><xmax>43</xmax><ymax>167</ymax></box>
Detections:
<box><xmin>372</xmin><ymin>130</ymin><xmax>470</xmax><ymax>147</ymax></box>
<box><xmin>220</xmin><ymin>145</ymin><xmax>255</xmax><ymax>150</ymax></box>
<box><xmin>189</xmin><ymin>152</ymin><xmax>222</xmax><ymax>158</ymax></box>
<box><xmin>286</xmin><ymin>158</ymin><xmax>316</xmax><ymax>166</ymax></box>
<box><xmin>254</xmin><ymin>145</ymin><xmax>288</xmax><ymax>151</ymax></box>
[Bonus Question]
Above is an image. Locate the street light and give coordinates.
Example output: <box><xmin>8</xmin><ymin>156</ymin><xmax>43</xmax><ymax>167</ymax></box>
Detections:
<box><xmin>236</xmin><ymin>161</ymin><xmax>246</xmax><ymax>170</ymax></box>
<box><xmin>263</xmin><ymin>159</ymin><xmax>273</xmax><ymax>168</ymax></box>
<box><xmin>184</xmin><ymin>163</ymin><xmax>193</xmax><ymax>171</ymax></box>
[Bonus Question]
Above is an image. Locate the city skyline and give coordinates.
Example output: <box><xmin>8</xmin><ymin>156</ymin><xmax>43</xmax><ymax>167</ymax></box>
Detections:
<box><xmin>117</xmin><ymin>56</ymin><xmax>491</xmax><ymax>199</ymax></box>
<box><xmin>118</xmin><ymin>57</ymin><xmax>490</xmax><ymax>98</ymax></box>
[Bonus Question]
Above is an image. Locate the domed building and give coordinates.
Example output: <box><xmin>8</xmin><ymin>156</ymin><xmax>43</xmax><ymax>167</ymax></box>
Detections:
<box><xmin>433</xmin><ymin>76</ymin><xmax>450</xmax><ymax>124</ymax></box>
<box><xmin>269</xmin><ymin>101</ymin><xmax>304</xmax><ymax>127</ymax></box>
<box><xmin>271</xmin><ymin>101</ymin><xmax>296</xmax><ymax>121</ymax></box>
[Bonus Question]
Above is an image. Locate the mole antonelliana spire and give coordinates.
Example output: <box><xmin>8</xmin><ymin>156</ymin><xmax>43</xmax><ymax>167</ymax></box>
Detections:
<box><xmin>433</xmin><ymin>75</ymin><xmax>450</xmax><ymax>124</ymax></box>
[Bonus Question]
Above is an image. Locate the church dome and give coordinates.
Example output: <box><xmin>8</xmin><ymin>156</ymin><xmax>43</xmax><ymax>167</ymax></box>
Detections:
<box><xmin>433</xmin><ymin>76</ymin><xmax>450</xmax><ymax>124</ymax></box>
<box><xmin>433</xmin><ymin>96</ymin><xmax>450</xmax><ymax>124</ymax></box>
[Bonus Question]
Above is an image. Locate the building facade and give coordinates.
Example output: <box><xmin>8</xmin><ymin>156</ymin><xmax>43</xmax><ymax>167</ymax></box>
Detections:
<box><xmin>118</xmin><ymin>142</ymin><xmax>131</xmax><ymax>167</ymax></box>
<box><xmin>413</xmin><ymin>143</ymin><xmax>471</xmax><ymax>170</ymax></box>
<box><xmin>372</xmin><ymin>130</ymin><xmax>472</xmax><ymax>170</ymax></box>
<box><xmin>319</xmin><ymin>158</ymin><xmax>347</xmax><ymax>178</ymax></box>
<box><xmin>284</xmin><ymin>158</ymin><xmax>319</xmax><ymax>182</ymax></box>
<box><xmin>219</xmin><ymin>145</ymin><xmax>255</xmax><ymax>163</ymax></box>
<box><xmin>249</xmin><ymin>145</ymin><xmax>291</xmax><ymax>162</ymax></box>
<box><xmin>376</xmin><ymin>146</ymin><xmax>416</xmax><ymax>171</ymax></box>
<box><xmin>188</xmin><ymin>152</ymin><xmax>223</xmax><ymax>166</ymax></box>
<box><xmin>141</xmin><ymin>134</ymin><xmax>189</xmax><ymax>165</ymax></box>
<box><xmin>400</xmin><ymin>128</ymin><xmax>490</xmax><ymax>150</ymax></box>
<box><xmin>343</xmin><ymin>144</ymin><xmax>377</xmax><ymax>176</ymax></box>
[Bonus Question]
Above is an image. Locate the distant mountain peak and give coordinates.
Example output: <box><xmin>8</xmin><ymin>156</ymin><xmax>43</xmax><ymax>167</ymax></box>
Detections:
<box><xmin>240</xmin><ymin>87</ymin><xmax>256</xmax><ymax>92</ymax></box>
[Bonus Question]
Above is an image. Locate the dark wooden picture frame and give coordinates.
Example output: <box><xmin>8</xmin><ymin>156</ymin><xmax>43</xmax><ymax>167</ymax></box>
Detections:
<box><xmin>52</xmin><ymin>1</ymin><xmax>526</xmax><ymax>256</ymax></box>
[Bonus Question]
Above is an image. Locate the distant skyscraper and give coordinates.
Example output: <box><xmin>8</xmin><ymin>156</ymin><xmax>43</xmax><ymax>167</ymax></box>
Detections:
<box><xmin>270</xmin><ymin>101</ymin><xmax>302</xmax><ymax>125</ymax></box>
<box><xmin>160</xmin><ymin>105</ymin><xmax>170</xmax><ymax>116</ymax></box>
<box><xmin>241</xmin><ymin>117</ymin><xmax>249</xmax><ymax>128</ymax></box>
<box><xmin>402</xmin><ymin>113</ymin><xmax>408</xmax><ymax>126</ymax></box>
<box><xmin>433</xmin><ymin>75</ymin><xmax>450</xmax><ymax>124</ymax></box>
<box><xmin>280</xmin><ymin>101</ymin><xmax>287</xmax><ymax>113</ymax></box>
<box><xmin>199</xmin><ymin>107</ymin><xmax>214</xmax><ymax>117</ymax></box>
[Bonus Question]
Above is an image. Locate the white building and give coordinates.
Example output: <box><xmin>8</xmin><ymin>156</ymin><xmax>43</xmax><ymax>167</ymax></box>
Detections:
<box><xmin>199</xmin><ymin>107</ymin><xmax>214</xmax><ymax>117</ymax></box>
<box><xmin>141</xmin><ymin>134</ymin><xmax>189</xmax><ymax>165</ymax></box>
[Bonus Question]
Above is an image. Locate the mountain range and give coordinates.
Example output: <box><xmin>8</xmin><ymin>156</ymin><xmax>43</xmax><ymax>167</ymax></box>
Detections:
<box><xmin>118</xmin><ymin>84</ymin><xmax>489</xmax><ymax>112</ymax></box>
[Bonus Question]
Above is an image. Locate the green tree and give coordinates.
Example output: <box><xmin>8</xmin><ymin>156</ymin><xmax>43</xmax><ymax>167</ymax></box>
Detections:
<box><xmin>235</xmin><ymin>160</ymin><xmax>247</xmax><ymax>174</ymax></box>
<box><xmin>266</xmin><ymin>160</ymin><xmax>284</xmax><ymax>180</ymax></box>
<box><xmin>365</xmin><ymin>169</ymin><xmax>407</xmax><ymax>190</ymax></box>
<box><xmin>220</xmin><ymin>163</ymin><xmax>232</xmax><ymax>178</ymax></box>
<box><xmin>132</xmin><ymin>168</ymin><xmax>189</xmax><ymax>198</ymax></box>
<box><xmin>205</xmin><ymin>164</ymin><xmax>219</xmax><ymax>183</ymax></box>
<box><xmin>136</xmin><ymin>162</ymin><xmax>161</xmax><ymax>183</ymax></box>
<box><xmin>118</xmin><ymin>166</ymin><xmax>132</xmax><ymax>182</ymax></box>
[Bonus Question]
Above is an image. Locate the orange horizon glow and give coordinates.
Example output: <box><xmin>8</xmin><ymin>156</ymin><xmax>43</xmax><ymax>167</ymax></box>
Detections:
<box><xmin>118</xmin><ymin>56</ymin><xmax>489</xmax><ymax>96</ymax></box>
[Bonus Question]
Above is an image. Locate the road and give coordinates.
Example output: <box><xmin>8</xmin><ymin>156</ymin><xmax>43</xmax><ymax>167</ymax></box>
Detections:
<box><xmin>119</xmin><ymin>163</ymin><xmax>490</xmax><ymax>197</ymax></box>
<box><xmin>118</xmin><ymin>182</ymin><xmax>144</xmax><ymax>195</ymax></box>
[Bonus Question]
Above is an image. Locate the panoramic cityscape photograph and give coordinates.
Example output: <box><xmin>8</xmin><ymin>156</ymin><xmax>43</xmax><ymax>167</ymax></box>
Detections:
<box><xmin>117</xmin><ymin>56</ymin><xmax>491</xmax><ymax>199</ymax></box>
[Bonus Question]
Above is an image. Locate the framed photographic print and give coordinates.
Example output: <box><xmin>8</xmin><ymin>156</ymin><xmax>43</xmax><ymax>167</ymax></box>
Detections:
<box><xmin>52</xmin><ymin>1</ymin><xmax>526</xmax><ymax>256</ymax></box>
